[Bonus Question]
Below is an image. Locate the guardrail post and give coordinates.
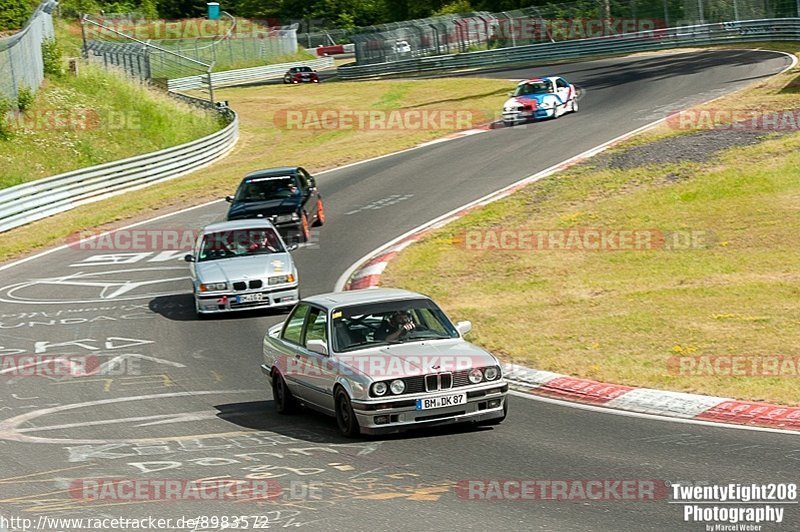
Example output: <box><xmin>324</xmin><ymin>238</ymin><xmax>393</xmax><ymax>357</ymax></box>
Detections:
<box><xmin>207</xmin><ymin>67</ymin><xmax>215</xmax><ymax>105</ymax></box>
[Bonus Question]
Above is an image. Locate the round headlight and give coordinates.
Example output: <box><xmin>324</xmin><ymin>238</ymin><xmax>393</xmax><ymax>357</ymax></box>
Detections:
<box><xmin>390</xmin><ymin>379</ymin><xmax>405</xmax><ymax>395</ymax></box>
<box><xmin>373</xmin><ymin>382</ymin><xmax>388</xmax><ymax>396</ymax></box>
<box><xmin>484</xmin><ymin>367</ymin><xmax>499</xmax><ymax>381</ymax></box>
<box><xmin>468</xmin><ymin>368</ymin><xmax>483</xmax><ymax>384</ymax></box>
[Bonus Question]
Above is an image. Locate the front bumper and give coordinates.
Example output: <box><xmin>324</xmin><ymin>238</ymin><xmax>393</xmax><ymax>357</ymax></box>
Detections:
<box><xmin>196</xmin><ymin>285</ymin><xmax>299</xmax><ymax>314</ymax></box>
<box><xmin>351</xmin><ymin>382</ymin><xmax>508</xmax><ymax>435</ymax></box>
<box><xmin>502</xmin><ymin>108</ymin><xmax>554</xmax><ymax>123</ymax></box>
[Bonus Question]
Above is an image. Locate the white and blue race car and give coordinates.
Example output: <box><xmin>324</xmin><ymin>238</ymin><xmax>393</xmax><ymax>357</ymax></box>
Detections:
<box><xmin>501</xmin><ymin>76</ymin><xmax>578</xmax><ymax>126</ymax></box>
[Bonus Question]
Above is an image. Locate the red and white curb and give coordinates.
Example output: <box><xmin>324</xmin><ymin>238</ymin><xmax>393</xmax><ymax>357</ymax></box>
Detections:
<box><xmin>337</xmin><ymin>110</ymin><xmax>800</xmax><ymax>434</ymax></box>
<box><xmin>503</xmin><ymin>364</ymin><xmax>800</xmax><ymax>431</ymax></box>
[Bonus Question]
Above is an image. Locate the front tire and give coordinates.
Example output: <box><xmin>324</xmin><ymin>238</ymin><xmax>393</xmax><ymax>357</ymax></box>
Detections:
<box><xmin>312</xmin><ymin>198</ymin><xmax>325</xmax><ymax>227</ymax></box>
<box><xmin>335</xmin><ymin>388</ymin><xmax>361</xmax><ymax>437</ymax></box>
<box><xmin>571</xmin><ymin>98</ymin><xmax>578</xmax><ymax>113</ymax></box>
<box><xmin>272</xmin><ymin>371</ymin><xmax>297</xmax><ymax>414</ymax></box>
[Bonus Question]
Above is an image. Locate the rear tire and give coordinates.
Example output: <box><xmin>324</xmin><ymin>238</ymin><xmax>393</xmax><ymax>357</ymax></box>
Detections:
<box><xmin>272</xmin><ymin>371</ymin><xmax>297</xmax><ymax>414</ymax></box>
<box><xmin>335</xmin><ymin>388</ymin><xmax>361</xmax><ymax>437</ymax></box>
<box><xmin>300</xmin><ymin>212</ymin><xmax>310</xmax><ymax>242</ymax></box>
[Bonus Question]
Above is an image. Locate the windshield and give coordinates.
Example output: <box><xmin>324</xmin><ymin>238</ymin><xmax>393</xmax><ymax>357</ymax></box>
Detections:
<box><xmin>514</xmin><ymin>81</ymin><xmax>553</xmax><ymax>96</ymax></box>
<box><xmin>331</xmin><ymin>298</ymin><xmax>459</xmax><ymax>352</ymax></box>
<box><xmin>292</xmin><ymin>67</ymin><xmax>312</xmax><ymax>72</ymax></box>
<box><xmin>234</xmin><ymin>176</ymin><xmax>300</xmax><ymax>202</ymax></box>
<box><xmin>198</xmin><ymin>229</ymin><xmax>285</xmax><ymax>262</ymax></box>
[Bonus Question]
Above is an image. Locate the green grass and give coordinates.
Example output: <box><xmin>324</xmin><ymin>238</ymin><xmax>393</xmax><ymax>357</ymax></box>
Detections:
<box><xmin>381</xmin><ymin>45</ymin><xmax>800</xmax><ymax>407</ymax></box>
<box><xmin>0</xmin><ymin>62</ymin><xmax>222</xmax><ymax>189</ymax></box>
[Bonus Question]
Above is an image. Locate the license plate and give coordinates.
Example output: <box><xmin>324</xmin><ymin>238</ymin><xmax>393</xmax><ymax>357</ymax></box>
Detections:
<box><xmin>416</xmin><ymin>392</ymin><xmax>467</xmax><ymax>410</ymax></box>
<box><xmin>237</xmin><ymin>293</ymin><xmax>265</xmax><ymax>303</ymax></box>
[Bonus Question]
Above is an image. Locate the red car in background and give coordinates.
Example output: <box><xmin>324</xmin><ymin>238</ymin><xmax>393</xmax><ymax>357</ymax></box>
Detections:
<box><xmin>283</xmin><ymin>66</ymin><xmax>320</xmax><ymax>84</ymax></box>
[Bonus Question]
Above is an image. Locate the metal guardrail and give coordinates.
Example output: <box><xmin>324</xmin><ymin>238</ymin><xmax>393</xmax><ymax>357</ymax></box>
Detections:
<box><xmin>338</xmin><ymin>18</ymin><xmax>800</xmax><ymax>79</ymax></box>
<box><xmin>0</xmin><ymin>106</ymin><xmax>238</xmax><ymax>233</ymax></box>
<box><xmin>167</xmin><ymin>56</ymin><xmax>334</xmax><ymax>90</ymax></box>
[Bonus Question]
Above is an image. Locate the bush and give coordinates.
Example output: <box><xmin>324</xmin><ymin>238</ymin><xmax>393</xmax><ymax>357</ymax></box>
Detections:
<box><xmin>41</xmin><ymin>38</ymin><xmax>63</xmax><ymax>78</ymax></box>
<box><xmin>16</xmin><ymin>86</ymin><xmax>34</xmax><ymax>111</ymax></box>
<box><xmin>0</xmin><ymin>97</ymin><xmax>15</xmax><ymax>140</ymax></box>
<box><xmin>59</xmin><ymin>0</ymin><xmax>101</xmax><ymax>18</ymax></box>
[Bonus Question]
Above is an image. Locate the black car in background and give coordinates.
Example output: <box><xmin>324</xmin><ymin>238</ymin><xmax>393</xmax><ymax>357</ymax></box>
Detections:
<box><xmin>226</xmin><ymin>167</ymin><xmax>325</xmax><ymax>243</ymax></box>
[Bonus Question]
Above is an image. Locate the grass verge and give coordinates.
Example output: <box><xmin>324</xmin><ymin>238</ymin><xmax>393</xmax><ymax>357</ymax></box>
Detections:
<box><xmin>0</xmin><ymin>62</ymin><xmax>222</xmax><ymax>189</ymax></box>
<box><xmin>381</xmin><ymin>46</ymin><xmax>800</xmax><ymax>406</ymax></box>
<box><xmin>0</xmin><ymin>76</ymin><xmax>512</xmax><ymax>261</ymax></box>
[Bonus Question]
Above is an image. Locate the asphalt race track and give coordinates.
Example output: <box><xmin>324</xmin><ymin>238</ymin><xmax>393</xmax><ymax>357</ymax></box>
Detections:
<box><xmin>0</xmin><ymin>50</ymin><xmax>798</xmax><ymax>531</ymax></box>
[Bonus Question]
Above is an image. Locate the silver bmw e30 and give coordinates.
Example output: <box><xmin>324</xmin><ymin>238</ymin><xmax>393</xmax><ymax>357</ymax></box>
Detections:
<box><xmin>184</xmin><ymin>219</ymin><xmax>299</xmax><ymax>316</ymax></box>
<box><xmin>261</xmin><ymin>288</ymin><xmax>508</xmax><ymax>437</ymax></box>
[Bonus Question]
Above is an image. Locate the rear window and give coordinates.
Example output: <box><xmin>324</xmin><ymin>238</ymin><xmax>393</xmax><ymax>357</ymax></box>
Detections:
<box><xmin>234</xmin><ymin>175</ymin><xmax>300</xmax><ymax>202</ymax></box>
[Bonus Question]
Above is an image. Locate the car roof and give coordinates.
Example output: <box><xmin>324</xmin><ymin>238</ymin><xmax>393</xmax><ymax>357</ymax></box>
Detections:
<box><xmin>201</xmin><ymin>218</ymin><xmax>278</xmax><ymax>235</ymax></box>
<box><xmin>519</xmin><ymin>76</ymin><xmax>559</xmax><ymax>85</ymax></box>
<box><xmin>242</xmin><ymin>167</ymin><xmax>299</xmax><ymax>180</ymax></box>
<box><xmin>302</xmin><ymin>288</ymin><xmax>430</xmax><ymax>309</ymax></box>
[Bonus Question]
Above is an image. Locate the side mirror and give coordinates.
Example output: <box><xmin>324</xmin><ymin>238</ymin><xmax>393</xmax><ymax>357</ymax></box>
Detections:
<box><xmin>225</xmin><ymin>195</ymin><xmax>234</xmax><ymax>203</ymax></box>
<box><xmin>456</xmin><ymin>320</ymin><xmax>472</xmax><ymax>336</ymax></box>
<box><xmin>184</xmin><ymin>254</ymin><xmax>195</xmax><ymax>262</ymax></box>
<box><xmin>306</xmin><ymin>339</ymin><xmax>328</xmax><ymax>356</ymax></box>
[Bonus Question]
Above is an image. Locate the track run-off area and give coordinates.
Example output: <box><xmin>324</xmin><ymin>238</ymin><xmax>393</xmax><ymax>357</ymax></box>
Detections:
<box><xmin>0</xmin><ymin>50</ymin><xmax>798</xmax><ymax>531</ymax></box>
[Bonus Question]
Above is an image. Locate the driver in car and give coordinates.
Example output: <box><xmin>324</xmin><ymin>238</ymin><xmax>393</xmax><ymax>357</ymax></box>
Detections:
<box><xmin>374</xmin><ymin>310</ymin><xmax>416</xmax><ymax>343</ymax></box>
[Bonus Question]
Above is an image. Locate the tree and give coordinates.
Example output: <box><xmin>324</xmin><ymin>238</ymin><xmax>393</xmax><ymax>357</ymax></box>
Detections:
<box><xmin>140</xmin><ymin>0</ymin><xmax>159</xmax><ymax>18</ymax></box>
<box><xmin>0</xmin><ymin>0</ymin><xmax>37</xmax><ymax>31</ymax></box>
<box><xmin>433</xmin><ymin>0</ymin><xmax>473</xmax><ymax>16</ymax></box>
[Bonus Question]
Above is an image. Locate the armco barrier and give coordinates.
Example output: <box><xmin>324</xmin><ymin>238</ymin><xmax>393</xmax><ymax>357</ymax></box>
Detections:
<box><xmin>0</xmin><ymin>105</ymin><xmax>238</xmax><ymax>233</ymax></box>
<box><xmin>167</xmin><ymin>56</ymin><xmax>334</xmax><ymax>91</ymax></box>
<box><xmin>338</xmin><ymin>19</ymin><xmax>800</xmax><ymax>79</ymax></box>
